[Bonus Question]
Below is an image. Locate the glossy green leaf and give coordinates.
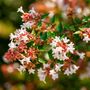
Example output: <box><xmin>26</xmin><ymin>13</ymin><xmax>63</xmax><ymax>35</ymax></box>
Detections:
<box><xmin>38</xmin><ymin>58</ymin><xmax>46</xmax><ymax>64</ymax></box>
<box><xmin>41</xmin><ymin>13</ymin><xmax>49</xmax><ymax>19</ymax></box>
<box><xmin>50</xmin><ymin>15</ymin><xmax>55</xmax><ymax>23</ymax></box>
<box><xmin>26</xmin><ymin>41</ymin><xmax>34</xmax><ymax>47</ymax></box>
<box><xmin>40</xmin><ymin>32</ymin><xmax>47</xmax><ymax>40</ymax></box>
<box><xmin>48</xmin><ymin>50</ymin><xmax>54</xmax><ymax>59</ymax></box>
<box><xmin>47</xmin><ymin>31</ymin><xmax>55</xmax><ymax>38</ymax></box>
<box><xmin>38</xmin><ymin>20</ymin><xmax>42</xmax><ymax>27</ymax></box>
<box><xmin>56</xmin><ymin>22</ymin><xmax>63</xmax><ymax>33</ymax></box>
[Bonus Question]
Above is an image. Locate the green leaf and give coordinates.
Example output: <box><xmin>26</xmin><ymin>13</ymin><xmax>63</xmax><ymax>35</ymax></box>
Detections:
<box><xmin>75</xmin><ymin>42</ymin><xmax>87</xmax><ymax>51</ymax></box>
<box><xmin>50</xmin><ymin>15</ymin><xmax>55</xmax><ymax>23</ymax></box>
<box><xmin>87</xmin><ymin>45</ymin><xmax>90</xmax><ymax>51</ymax></box>
<box><xmin>41</xmin><ymin>13</ymin><xmax>49</xmax><ymax>19</ymax></box>
<box><xmin>69</xmin><ymin>25</ymin><xmax>76</xmax><ymax>31</ymax></box>
<box><xmin>48</xmin><ymin>50</ymin><xmax>54</xmax><ymax>59</ymax></box>
<box><xmin>73</xmin><ymin>17</ymin><xmax>81</xmax><ymax>24</ymax></box>
<box><xmin>40</xmin><ymin>32</ymin><xmax>47</xmax><ymax>40</ymax></box>
<box><xmin>56</xmin><ymin>22</ymin><xmax>63</xmax><ymax>33</ymax></box>
<box><xmin>38</xmin><ymin>58</ymin><xmax>46</xmax><ymax>64</ymax></box>
<box><xmin>47</xmin><ymin>31</ymin><xmax>55</xmax><ymax>38</ymax></box>
<box><xmin>60</xmin><ymin>35</ymin><xmax>65</xmax><ymax>39</ymax></box>
<box><xmin>73</xmin><ymin>34</ymin><xmax>81</xmax><ymax>43</ymax></box>
<box><xmin>57</xmin><ymin>60</ymin><xmax>64</xmax><ymax>64</ymax></box>
<box><xmin>37</xmin><ymin>45</ymin><xmax>44</xmax><ymax>50</ymax></box>
<box><xmin>66</xmin><ymin>52</ymin><xmax>72</xmax><ymax>57</ymax></box>
<box><xmin>26</xmin><ymin>41</ymin><xmax>34</xmax><ymax>47</ymax></box>
<box><xmin>36</xmin><ymin>63</ymin><xmax>42</xmax><ymax>68</ymax></box>
<box><xmin>26</xmin><ymin>28</ymin><xmax>31</xmax><ymax>32</ymax></box>
<box><xmin>82</xmin><ymin>16</ymin><xmax>90</xmax><ymax>23</ymax></box>
<box><xmin>38</xmin><ymin>20</ymin><xmax>42</xmax><ymax>27</ymax></box>
<box><xmin>71</xmin><ymin>54</ymin><xmax>79</xmax><ymax>61</ymax></box>
<box><xmin>63</xmin><ymin>23</ymin><xmax>70</xmax><ymax>30</ymax></box>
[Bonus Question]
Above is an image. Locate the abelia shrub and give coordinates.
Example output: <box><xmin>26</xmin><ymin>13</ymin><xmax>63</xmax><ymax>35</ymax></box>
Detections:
<box><xmin>4</xmin><ymin>6</ymin><xmax>87</xmax><ymax>83</ymax></box>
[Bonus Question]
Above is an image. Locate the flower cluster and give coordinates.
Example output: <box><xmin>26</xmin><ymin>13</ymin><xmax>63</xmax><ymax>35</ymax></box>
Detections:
<box><xmin>3</xmin><ymin>7</ymin><xmax>85</xmax><ymax>82</ymax></box>
<box><xmin>81</xmin><ymin>28</ymin><xmax>90</xmax><ymax>43</ymax></box>
<box><xmin>50</xmin><ymin>36</ymin><xmax>75</xmax><ymax>60</ymax></box>
<box><xmin>75</xmin><ymin>28</ymin><xmax>90</xmax><ymax>43</ymax></box>
<box><xmin>50</xmin><ymin>36</ymin><xmax>85</xmax><ymax>76</ymax></box>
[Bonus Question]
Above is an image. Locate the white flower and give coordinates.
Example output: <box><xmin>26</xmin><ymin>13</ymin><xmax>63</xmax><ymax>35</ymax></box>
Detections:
<box><xmin>19</xmin><ymin>57</ymin><xmax>30</xmax><ymax>65</ymax></box>
<box><xmin>64</xmin><ymin>65</ymin><xmax>79</xmax><ymax>76</ymax></box>
<box><xmin>21</xmin><ymin>35</ymin><xmax>29</xmax><ymax>42</ymax></box>
<box><xmin>49</xmin><ymin>69</ymin><xmax>58</xmax><ymax>80</ymax></box>
<box><xmin>28</xmin><ymin>68</ymin><xmax>35</xmax><ymax>74</ymax></box>
<box><xmin>62</xmin><ymin>37</ymin><xmax>70</xmax><ymax>43</ymax></box>
<box><xmin>18</xmin><ymin>28</ymin><xmax>27</xmax><ymax>35</ymax></box>
<box><xmin>17</xmin><ymin>65</ymin><xmax>26</xmax><ymax>73</ymax></box>
<box><xmin>12</xmin><ymin>29</ymin><xmax>27</xmax><ymax>39</ymax></box>
<box><xmin>8</xmin><ymin>41</ymin><xmax>16</xmax><ymax>48</ymax></box>
<box><xmin>14</xmin><ymin>28</ymin><xmax>29</xmax><ymax>43</ymax></box>
<box><xmin>58</xmin><ymin>53</ymin><xmax>68</xmax><ymax>60</ymax></box>
<box><xmin>10</xmin><ymin>33</ymin><xmax>17</xmax><ymax>40</ymax></box>
<box><xmin>70</xmin><ymin>65</ymin><xmax>79</xmax><ymax>74</ymax></box>
<box><xmin>54</xmin><ymin>36</ymin><xmax>60</xmax><ymax>42</ymax></box>
<box><xmin>67</xmin><ymin>42</ymin><xmax>75</xmax><ymax>53</ymax></box>
<box><xmin>29</xmin><ymin>8</ymin><xmax>36</xmax><ymax>14</ymax></box>
<box><xmin>38</xmin><ymin>68</ymin><xmax>46</xmax><ymax>83</ymax></box>
<box><xmin>52</xmin><ymin>73</ymin><xmax>58</xmax><ymax>80</ymax></box>
<box><xmin>61</xmin><ymin>53</ymin><xmax>69</xmax><ymax>60</ymax></box>
<box><xmin>17</xmin><ymin>6</ymin><xmax>24</xmax><ymax>13</ymax></box>
<box><xmin>52</xmin><ymin>47</ymin><xmax>68</xmax><ymax>60</ymax></box>
<box><xmin>29</xmin><ymin>8</ymin><xmax>38</xmax><ymax>17</ymax></box>
<box><xmin>64</xmin><ymin>68</ymin><xmax>70</xmax><ymax>76</ymax></box>
<box><xmin>76</xmin><ymin>52</ymin><xmax>85</xmax><ymax>59</ymax></box>
<box><xmin>50</xmin><ymin>40</ymin><xmax>57</xmax><ymax>47</ymax></box>
<box><xmin>52</xmin><ymin>47</ymin><xmax>63</xmax><ymax>59</ymax></box>
<box><xmin>52</xmin><ymin>46</ymin><xmax>63</xmax><ymax>54</ymax></box>
<box><xmin>14</xmin><ymin>29</ymin><xmax>26</xmax><ymax>35</ymax></box>
<box><xmin>83</xmin><ymin>35</ymin><xmax>90</xmax><ymax>43</ymax></box>
<box><xmin>21</xmin><ymin>21</ymin><xmax>34</xmax><ymax>29</ymax></box>
<box><xmin>50</xmin><ymin>36</ymin><xmax>60</xmax><ymax>47</ymax></box>
<box><xmin>55</xmin><ymin>63</ymin><xmax>63</xmax><ymax>72</ymax></box>
<box><xmin>43</xmin><ymin>63</ymin><xmax>50</xmax><ymax>69</ymax></box>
